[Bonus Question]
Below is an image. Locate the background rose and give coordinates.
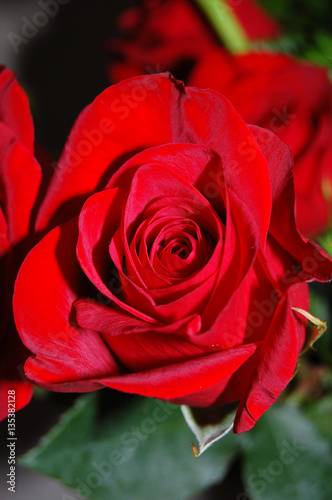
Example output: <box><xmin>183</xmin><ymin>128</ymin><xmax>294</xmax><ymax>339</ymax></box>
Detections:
<box><xmin>107</xmin><ymin>0</ymin><xmax>279</xmax><ymax>83</ymax></box>
<box><xmin>14</xmin><ymin>74</ymin><xmax>331</xmax><ymax>433</ymax></box>
<box><xmin>189</xmin><ymin>50</ymin><xmax>332</xmax><ymax>238</ymax></box>
<box><xmin>0</xmin><ymin>67</ymin><xmax>42</xmax><ymax>420</ymax></box>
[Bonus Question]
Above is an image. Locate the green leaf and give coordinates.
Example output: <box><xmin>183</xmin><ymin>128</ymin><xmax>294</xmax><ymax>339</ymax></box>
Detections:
<box><xmin>181</xmin><ymin>404</ymin><xmax>236</xmax><ymax>456</ymax></box>
<box><xmin>20</xmin><ymin>394</ymin><xmax>239</xmax><ymax>500</ymax></box>
<box><xmin>305</xmin><ymin>393</ymin><xmax>332</xmax><ymax>441</ymax></box>
<box><xmin>240</xmin><ymin>404</ymin><xmax>332</xmax><ymax>500</ymax></box>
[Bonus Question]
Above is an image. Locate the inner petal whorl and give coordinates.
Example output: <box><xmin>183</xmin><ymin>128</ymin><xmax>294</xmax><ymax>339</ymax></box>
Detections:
<box><xmin>123</xmin><ymin>197</ymin><xmax>225</xmax><ymax>291</ymax></box>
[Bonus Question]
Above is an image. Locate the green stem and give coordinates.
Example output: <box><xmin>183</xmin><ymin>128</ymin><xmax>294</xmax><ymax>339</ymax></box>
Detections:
<box><xmin>195</xmin><ymin>0</ymin><xmax>250</xmax><ymax>53</ymax></box>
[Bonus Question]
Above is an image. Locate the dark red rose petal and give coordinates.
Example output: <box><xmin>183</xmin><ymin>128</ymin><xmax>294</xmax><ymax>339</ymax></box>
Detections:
<box><xmin>0</xmin><ymin>136</ymin><xmax>41</xmax><ymax>246</ymax></box>
<box><xmin>190</xmin><ymin>51</ymin><xmax>332</xmax><ymax>238</ymax></box>
<box><xmin>77</xmin><ymin>188</ymin><xmax>158</xmax><ymax>323</ymax></box>
<box><xmin>13</xmin><ymin>72</ymin><xmax>332</xmax><ymax>432</ymax></box>
<box><xmin>14</xmin><ymin>218</ymin><xmax>120</xmax><ymax>390</ymax></box>
<box><xmin>90</xmin><ymin>343</ymin><xmax>258</xmax><ymax>400</ymax></box>
<box><xmin>250</xmin><ymin>124</ymin><xmax>332</xmax><ymax>283</ymax></box>
<box><xmin>234</xmin><ymin>282</ymin><xmax>308</xmax><ymax>433</ymax></box>
<box><xmin>36</xmin><ymin>74</ymin><xmax>272</xmax><ymax>251</ymax></box>
<box><xmin>75</xmin><ymin>298</ymin><xmax>203</xmax><ymax>338</ymax></box>
<box><xmin>75</xmin><ymin>298</ymin><xmax>213</xmax><ymax>372</ymax></box>
<box><xmin>0</xmin><ymin>66</ymin><xmax>34</xmax><ymax>152</ymax></box>
<box><xmin>0</xmin><ymin>380</ymin><xmax>33</xmax><ymax>421</ymax></box>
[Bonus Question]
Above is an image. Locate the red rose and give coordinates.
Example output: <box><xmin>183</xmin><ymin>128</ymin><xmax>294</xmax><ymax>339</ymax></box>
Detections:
<box><xmin>189</xmin><ymin>50</ymin><xmax>332</xmax><ymax>237</ymax></box>
<box><xmin>14</xmin><ymin>74</ymin><xmax>331</xmax><ymax>433</ymax></box>
<box><xmin>107</xmin><ymin>0</ymin><xmax>279</xmax><ymax>83</ymax></box>
<box><xmin>0</xmin><ymin>67</ymin><xmax>42</xmax><ymax>420</ymax></box>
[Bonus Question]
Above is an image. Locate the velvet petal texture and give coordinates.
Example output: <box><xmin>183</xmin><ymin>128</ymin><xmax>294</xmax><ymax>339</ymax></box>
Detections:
<box><xmin>36</xmin><ymin>74</ymin><xmax>188</xmax><ymax>231</ymax></box>
<box><xmin>13</xmin><ymin>218</ymin><xmax>119</xmax><ymax>391</ymax></box>
<box><xmin>35</xmin><ymin>74</ymin><xmax>272</xmax><ymax>243</ymax></box>
<box><xmin>0</xmin><ymin>141</ymin><xmax>41</xmax><ymax>418</ymax></box>
<box><xmin>0</xmin><ymin>66</ymin><xmax>41</xmax><ymax>420</ymax></box>
<box><xmin>249</xmin><ymin>124</ymin><xmax>332</xmax><ymax>282</ymax></box>
<box><xmin>234</xmin><ymin>283</ymin><xmax>308</xmax><ymax>433</ymax></box>
<box><xmin>13</xmin><ymin>74</ymin><xmax>332</xmax><ymax>432</ymax></box>
<box><xmin>0</xmin><ymin>136</ymin><xmax>41</xmax><ymax>246</ymax></box>
<box><xmin>0</xmin><ymin>380</ymin><xmax>33</xmax><ymax>421</ymax></box>
<box><xmin>0</xmin><ymin>65</ymin><xmax>34</xmax><ymax>152</ymax></box>
<box><xmin>89</xmin><ymin>344</ymin><xmax>258</xmax><ymax>401</ymax></box>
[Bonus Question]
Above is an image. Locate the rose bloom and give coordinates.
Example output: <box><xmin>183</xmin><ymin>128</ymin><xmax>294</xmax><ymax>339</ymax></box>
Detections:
<box><xmin>189</xmin><ymin>50</ymin><xmax>332</xmax><ymax>238</ymax></box>
<box><xmin>14</xmin><ymin>74</ymin><xmax>331</xmax><ymax>433</ymax></box>
<box><xmin>107</xmin><ymin>0</ymin><xmax>279</xmax><ymax>83</ymax></box>
<box><xmin>0</xmin><ymin>67</ymin><xmax>42</xmax><ymax>420</ymax></box>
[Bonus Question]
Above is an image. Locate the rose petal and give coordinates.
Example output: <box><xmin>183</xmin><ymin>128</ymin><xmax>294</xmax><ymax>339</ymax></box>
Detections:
<box><xmin>93</xmin><ymin>343</ymin><xmax>257</xmax><ymax>400</ymax></box>
<box><xmin>234</xmin><ymin>282</ymin><xmax>308</xmax><ymax>433</ymax></box>
<box><xmin>0</xmin><ymin>137</ymin><xmax>41</xmax><ymax>246</ymax></box>
<box><xmin>0</xmin><ymin>380</ymin><xmax>33</xmax><ymax>421</ymax></box>
<box><xmin>250</xmin><ymin>124</ymin><xmax>332</xmax><ymax>282</ymax></box>
<box><xmin>169</xmin><ymin>348</ymin><xmax>260</xmax><ymax>407</ymax></box>
<box><xmin>35</xmin><ymin>73</ymin><xmax>272</xmax><ymax>248</ymax></box>
<box><xmin>75</xmin><ymin>299</ymin><xmax>212</xmax><ymax>371</ymax></box>
<box><xmin>192</xmin><ymin>193</ymin><xmax>259</xmax><ymax>344</ymax></box>
<box><xmin>36</xmin><ymin>73</ymin><xmax>190</xmax><ymax>230</ymax></box>
<box><xmin>13</xmin><ymin>218</ymin><xmax>119</xmax><ymax>389</ymax></box>
<box><xmin>77</xmin><ymin>189</ymin><xmax>158</xmax><ymax>322</ymax></box>
<box><xmin>294</xmin><ymin>112</ymin><xmax>332</xmax><ymax>237</ymax></box>
<box><xmin>0</xmin><ymin>66</ymin><xmax>34</xmax><ymax>152</ymax></box>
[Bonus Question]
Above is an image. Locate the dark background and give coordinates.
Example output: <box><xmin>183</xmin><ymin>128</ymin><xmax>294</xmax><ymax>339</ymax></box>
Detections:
<box><xmin>0</xmin><ymin>0</ymin><xmax>133</xmax><ymax>158</ymax></box>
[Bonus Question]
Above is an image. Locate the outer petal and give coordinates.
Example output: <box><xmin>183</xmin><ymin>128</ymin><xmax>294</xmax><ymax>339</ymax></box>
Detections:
<box><xmin>0</xmin><ymin>135</ymin><xmax>41</xmax><ymax>246</ymax></box>
<box><xmin>36</xmin><ymin>73</ymin><xmax>272</xmax><ymax>249</ymax></box>
<box><xmin>36</xmin><ymin>73</ymin><xmax>186</xmax><ymax>230</ymax></box>
<box><xmin>0</xmin><ymin>66</ymin><xmax>34</xmax><ymax>152</ymax></box>
<box><xmin>75</xmin><ymin>298</ymin><xmax>214</xmax><ymax>373</ymax></box>
<box><xmin>234</xmin><ymin>283</ymin><xmax>308</xmax><ymax>433</ymax></box>
<box><xmin>250</xmin><ymin>124</ymin><xmax>332</xmax><ymax>282</ymax></box>
<box><xmin>170</xmin><ymin>349</ymin><xmax>259</xmax><ymax>407</ymax></box>
<box><xmin>0</xmin><ymin>381</ymin><xmax>33</xmax><ymax>421</ymax></box>
<box><xmin>0</xmin><ymin>99</ymin><xmax>41</xmax><ymax>420</ymax></box>
<box><xmin>13</xmin><ymin>218</ymin><xmax>119</xmax><ymax>390</ymax></box>
<box><xmin>92</xmin><ymin>343</ymin><xmax>258</xmax><ymax>401</ymax></box>
<box><xmin>75</xmin><ymin>298</ymin><xmax>202</xmax><ymax>337</ymax></box>
<box><xmin>0</xmin><ymin>132</ymin><xmax>42</xmax><ymax>341</ymax></box>
<box><xmin>190</xmin><ymin>51</ymin><xmax>332</xmax><ymax>238</ymax></box>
